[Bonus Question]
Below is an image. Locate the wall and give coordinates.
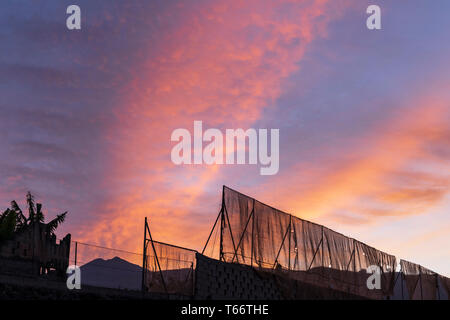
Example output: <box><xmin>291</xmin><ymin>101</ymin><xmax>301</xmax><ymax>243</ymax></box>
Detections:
<box><xmin>194</xmin><ymin>253</ymin><xmax>365</xmax><ymax>300</ymax></box>
<box><xmin>0</xmin><ymin>223</ymin><xmax>71</xmax><ymax>278</ymax></box>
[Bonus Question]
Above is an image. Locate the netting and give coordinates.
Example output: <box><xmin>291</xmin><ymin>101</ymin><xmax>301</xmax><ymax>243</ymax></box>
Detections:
<box><xmin>439</xmin><ymin>275</ymin><xmax>450</xmax><ymax>299</ymax></box>
<box><xmin>69</xmin><ymin>241</ymin><xmax>143</xmax><ymax>291</ymax></box>
<box><xmin>400</xmin><ymin>259</ymin><xmax>439</xmax><ymax>300</ymax></box>
<box><xmin>143</xmin><ymin>240</ymin><xmax>196</xmax><ymax>296</ymax></box>
<box><xmin>211</xmin><ymin>186</ymin><xmax>397</xmax><ymax>298</ymax></box>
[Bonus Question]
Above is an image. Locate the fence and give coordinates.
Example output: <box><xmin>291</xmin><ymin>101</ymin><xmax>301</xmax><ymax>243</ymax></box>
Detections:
<box><xmin>70</xmin><ymin>241</ymin><xmax>143</xmax><ymax>291</ymax></box>
<box><xmin>142</xmin><ymin>218</ymin><xmax>197</xmax><ymax>296</ymax></box>
<box><xmin>394</xmin><ymin>259</ymin><xmax>446</xmax><ymax>300</ymax></box>
<box><xmin>63</xmin><ymin>185</ymin><xmax>450</xmax><ymax>300</ymax></box>
<box><xmin>202</xmin><ymin>186</ymin><xmax>449</xmax><ymax>300</ymax></box>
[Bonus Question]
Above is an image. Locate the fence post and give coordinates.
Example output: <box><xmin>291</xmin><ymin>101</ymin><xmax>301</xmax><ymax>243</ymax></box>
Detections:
<box><xmin>219</xmin><ymin>207</ymin><xmax>224</xmax><ymax>262</ymax></box>
<box><xmin>401</xmin><ymin>271</ymin><xmax>404</xmax><ymax>300</ymax></box>
<box><xmin>74</xmin><ymin>241</ymin><xmax>78</xmax><ymax>266</ymax></box>
<box><xmin>436</xmin><ymin>274</ymin><xmax>440</xmax><ymax>300</ymax></box>
<box><xmin>219</xmin><ymin>186</ymin><xmax>225</xmax><ymax>262</ymax></box>
<box><xmin>302</xmin><ymin>221</ymin><xmax>307</xmax><ymax>270</ymax></box>
<box><xmin>191</xmin><ymin>262</ymin><xmax>195</xmax><ymax>298</ymax></box>
<box><xmin>321</xmin><ymin>226</ymin><xmax>324</xmax><ymax>277</ymax></box>
<box><xmin>141</xmin><ymin>217</ymin><xmax>147</xmax><ymax>292</ymax></box>
<box><xmin>251</xmin><ymin>199</ymin><xmax>255</xmax><ymax>268</ymax></box>
<box><xmin>146</xmin><ymin>220</ymin><xmax>169</xmax><ymax>295</ymax></box>
<box><xmin>288</xmin><ymin>216</ymin><xmax>291</xmax><ymax>271</ymax></box>
<box><xmin>419</xmin><ymin>267</ymin><xmax>423</xmax><ymax>300</ymax></box>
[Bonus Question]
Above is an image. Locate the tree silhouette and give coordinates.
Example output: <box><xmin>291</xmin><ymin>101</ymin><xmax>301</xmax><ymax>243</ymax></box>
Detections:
<box><xmin>0</xmin><ymin>192</ymin><xmax>67</xmax><ymax>241</ymax></box>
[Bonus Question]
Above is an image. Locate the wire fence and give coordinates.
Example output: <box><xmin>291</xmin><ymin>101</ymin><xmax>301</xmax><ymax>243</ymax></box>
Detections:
<box><xmin>68</xmin><ymin>238</ymin><xmax>197</xmax><ymax>296</ymax></box>
<box><xmin>69</xmin><ymin>241</ymin><xmax>143</xmax><ymax>291</ymax></box>
<box><xmin>142</xmin><ymin>218</ymin><xmax>197</xmax><ymax>297</ymax></box>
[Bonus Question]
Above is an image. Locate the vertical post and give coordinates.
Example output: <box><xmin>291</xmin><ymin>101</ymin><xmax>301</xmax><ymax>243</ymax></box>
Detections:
<box><xmin>302</xmin><ymin>221</ymin><xmax>307</xmax><ymax>270</ymax></box>
<box><xmin>74</xmin><ymin>241</ymin><xmax>78</xmax><ymax>266</ymax></box>
<box><xmin>288</xmin><ymin>216</ymin><xmax>291</xmax><ymax>271</ymax></box>
<box><xmin>146</xmin><ymin>220</ymin><xmax>168</xmax><ymax>295</ymax></box>
<box><xmin>352</xmin><ymin>240</ymin><xmax>357</xmax><ymax>295</ymax></box>
<box><xmin>401</xmin><ymin>271</ymin><xmax>404</xmax><ymax>300</ymax></box>
<box><xmin>141</xmin><ymin>217</ymin><xmax>147</xmax><ymax>292</ymax></box>
<box><xmin>191</xmin><ymin>262</ymin><xmax>195</xmax><ymax>297</ymax></box>
<box><xmin>219</xmin><ymin>186</ymin><xmax>225</xmax><ymax>262</ymax></box>
<box><xmin>436</xmin><ymin>274</ymin><xmax>440</xmax><ymax>300</ymax></box>
<box><xmin>251</xmin><ymin>199</ymin><xmax>255</xmax><ymax>268</ymax></box>
<box><xmin>219</xmin><ymin>208</ymin><xmax>224</xmax><ymax>262</ymax></box>
<box><xmin>419</xmin><ymin>267</ymin><xmax>423</xmax><ymax>300</ymax></box>
<box><xmin>321</xmin><ymin>226</ymin><xmax>324</xmax><ymax>277</ymax></box>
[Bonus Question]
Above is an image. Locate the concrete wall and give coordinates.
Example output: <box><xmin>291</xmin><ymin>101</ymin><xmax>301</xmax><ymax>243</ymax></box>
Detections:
<box><xmin>194</xmin><ymin>253</ymin><xmax>364</xmax><ymax>300</ymax></box>
<box><xmin>195</xmin><ymin>253</ymin><xmax>282</xmax><ymax>300</ymax></box>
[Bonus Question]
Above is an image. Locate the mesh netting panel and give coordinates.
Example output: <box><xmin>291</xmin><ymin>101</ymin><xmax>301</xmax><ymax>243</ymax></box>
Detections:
<box><xmin>353</xmin><ymin>241</ymin><xmax>396</xmax><ymax>298</ymax></box>
<box><xmin>420</xmin><ymin>265</ymin><xmax>438</xmax><ymax>300</ymax></box>
<box><xmin>253</xmin><ymin>200</ymin><xmax>291</xmax><ymax>269</ymax></box>
<box><xmin>144</xmin><ymin>241</ymin><xmax>196</xmax><ymax>296</ymax></box>
<box><xmin>401</xmin><ymin>260</ymin><xmax>421</xmax><ymax>299</ymax></box>
<box><xmin>322</xmin><ymin>228</ymin><xmax>356</xmax><ymax>289</ymax></box>
<box><xmin>217</xmin><ymin>186</ymin><xmax>397</xmax><ymax>298</ymax></box>
<box><xmin>439</xmin><ymin>275</ymin><xmax>450</xmax><ymax>299</ymax></box>
<box><xmin>400</xmin><ymin>259</ymin><xmax>438</xmax><ymax>300</ymax></box>
<box><xmin>222</xmin><ymin>189</ymin><xmax>254</xmax><ymax>264</ymax></box>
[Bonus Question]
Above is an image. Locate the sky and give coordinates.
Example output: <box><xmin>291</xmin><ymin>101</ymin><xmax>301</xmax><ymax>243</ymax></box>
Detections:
<box><xmin>0</xmin><ymin>0</ymin><xmax>449</xmax><ymax>276</ymax></box>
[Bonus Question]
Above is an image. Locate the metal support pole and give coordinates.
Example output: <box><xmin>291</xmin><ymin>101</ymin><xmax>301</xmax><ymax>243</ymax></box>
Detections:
<box><xmin>74</xmin><ymin>241</ymin><xmax>78</xmax><ymax>266</ymax></box>
<box><xmin>419</xmin><ymin>267</ymin><xmax>423</xmax><ymax>300</ymax></box>
<box><xmin>224</xmin><ymin>204</ymin><xmax>238</xmax><ymax>263</ymax></box>
<box><xmin>141</xmin><ymin>217</ymin><xmax>147</xmax><ymax>292</ymax></box>
<box><xmin>307</xmin><ymin>237</ymin><xmax>323</xmax><ymax>272</ymax></box>
<box><xmin>346</xmin><ymin>247</ymin><xmax>355</xmax><ymax>272</ymax></box>
<box><xmin>436</xmin><ymin>274</ymin><xmax>440</xmax><ymax>300</ymax></box>
<box><xmin>231</xmin><ymin>207</ymin><xmax>254</xmax><ymax>263</ymax></box>
<box><xmin>202</xmin><ymin>209</ymin><xmax>222</xmax><ymax>255</ymax></box>
<box><xmin>321</xmin><ymin>226</ymin><xmax>324</xmax><ymax>277</ymax></box>
<box><xmin>219</xmin><ymin>186</ymin><xmax>225</xmax><ymax>262</ymax></box>
<box><xmin>272</xmin><ymin>222</ymin><xmax>291</xmax><ymax>270</ymax></box>
<box><xmin>251</xmin><ymin>199</ymin><xmax>255</xmax><ymax>268</ymax></box>
<box><xmin>288</xmin><ymin>216</ymin><xmax>291</xmax><ymax>271</ymax></box>
<box><xmin>146</xmin><ymin>219</ymin><xmax>168</xmax><ymax>295</ymax></box>
<box><xmin>219</xmin><ymin>208</ymin><xmax>224</xmax><ymax>262</ymax></box>
<box><xmin>401</xmin><ymin>271</ymin><xmax>404</xmax><ymax>300</ymax></box>
<box><xmin>302</xmin><ymin>221</ymin><xmax>307</xmax><ymax>270</ymax></box>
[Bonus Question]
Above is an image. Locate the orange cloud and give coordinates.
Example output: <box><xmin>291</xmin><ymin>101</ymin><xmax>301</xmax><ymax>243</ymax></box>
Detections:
<box><xmin>75</xmin><ymin>0</ymin><xmax>351</xmax><ymax>253</ymax></box>
<box><xmin>256</xmin><ymin>93</ymin><xmax>449</xmax><ymax>226</ymax></box>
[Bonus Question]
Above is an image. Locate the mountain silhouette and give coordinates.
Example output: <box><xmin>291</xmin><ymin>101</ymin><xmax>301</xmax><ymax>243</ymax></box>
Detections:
<box><xmin>80</xmin><ymin>256</ymin><xmax>142</xmax><ymax>290</ymax></box>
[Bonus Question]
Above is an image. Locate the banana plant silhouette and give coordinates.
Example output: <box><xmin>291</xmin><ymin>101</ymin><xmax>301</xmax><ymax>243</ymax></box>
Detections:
<box><xmin>0</xmin><ymin>192</ymin><xmax>67</xmax><ymax>241</ymax></box>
